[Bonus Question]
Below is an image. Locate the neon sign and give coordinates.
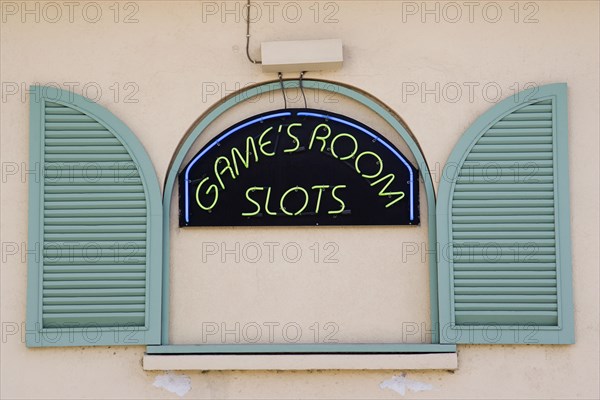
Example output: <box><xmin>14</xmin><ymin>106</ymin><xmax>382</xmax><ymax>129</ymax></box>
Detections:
<box><xmin>179</xmin><ymin>109</ymin><xmax>419</xmax><ymax>226</ymax></box>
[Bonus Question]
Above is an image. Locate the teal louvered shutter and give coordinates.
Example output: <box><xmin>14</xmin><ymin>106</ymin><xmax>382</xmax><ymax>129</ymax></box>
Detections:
<box><xmin>437</xmin><ymin>83</ymin><xmax>573</xmax><ymax>344</ymax></box>
<box><xmin>27</xmin><ymin>86</ymin><xmax>162</xmax><ymax>347</ymax></box>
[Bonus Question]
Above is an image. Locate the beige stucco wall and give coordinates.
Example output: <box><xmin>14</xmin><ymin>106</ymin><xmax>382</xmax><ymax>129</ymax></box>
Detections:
<box><xmin>1</xmin><ymin>1</ymin><xmax>598</xmax><ymax>398</ymax></box>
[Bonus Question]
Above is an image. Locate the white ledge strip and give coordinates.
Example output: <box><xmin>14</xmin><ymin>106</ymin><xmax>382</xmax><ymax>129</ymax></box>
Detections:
<box><xmin>143</xmin><ymin>353</ymin><xmax>458</xmax><ymax>371</ymax></box>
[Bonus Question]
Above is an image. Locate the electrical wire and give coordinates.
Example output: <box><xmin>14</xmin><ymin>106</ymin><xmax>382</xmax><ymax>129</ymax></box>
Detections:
<box><xmin>278</xmin><ymin>72</ymin><xmax>287</xmax><ymax>109</ymax></box>
<box><xmin>245</xmin><ymin>0</ymin><xmax>262</xmax><ymax>64</ymax></box>
<box><xmin>299</xmin><ymin>71</ymin><xmax>308</xmax><ymax>108</ymax></box>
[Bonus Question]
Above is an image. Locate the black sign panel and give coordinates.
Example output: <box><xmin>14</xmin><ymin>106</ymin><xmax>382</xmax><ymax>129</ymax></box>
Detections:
<box><xmin>179</xmin><ymin>109</ymin><xmax>419</xmax><ymax>226</ymax></box>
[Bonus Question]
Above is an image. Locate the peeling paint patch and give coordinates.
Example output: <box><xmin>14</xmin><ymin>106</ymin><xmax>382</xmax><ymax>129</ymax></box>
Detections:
<box><xmin>153</xmin><ymin>372</ymin><xmax>191</xmax><ymax>397</ymax></box>
<box><xmin>380</xmin><ymin>373</ymin><xmax>433</xmax><ymax>396</ymax></box>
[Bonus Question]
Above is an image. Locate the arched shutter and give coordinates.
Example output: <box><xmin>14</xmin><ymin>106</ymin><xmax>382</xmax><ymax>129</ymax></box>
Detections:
<box><xmin>437</xmin><ymin>83</ymin><xmax>574</xmax><ymax>344</ymax></box>
<box><xmin>27</xmin><ymin>86</ymin><xmax>162</xmax><ymax>347</ymax></box>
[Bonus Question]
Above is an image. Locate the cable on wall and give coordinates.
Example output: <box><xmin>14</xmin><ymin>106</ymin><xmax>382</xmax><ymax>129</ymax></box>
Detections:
<box><xmin>299</xmin><ymin>71</ymin><xmax>308</xmax><ymax>108</ymax></box>
<box><xmin>245</xmin><ymin>0</ymin><xmax>262</xmax><ymax>64</ymax></box>
<box><xmin>278</xmin><ymin>72</ymin><xmax>287</xmax><ymax>109</ymax></box>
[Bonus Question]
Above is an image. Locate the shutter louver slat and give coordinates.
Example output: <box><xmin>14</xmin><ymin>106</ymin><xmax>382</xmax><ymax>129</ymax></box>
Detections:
<box><xmin>437</xmin><ymin>84</ymin><xmax>574</xmax><ymax>344</ymax></box>
<box><xmin>463</xmin><ymin>160</ymin><xmax>554</xmax><ymax>168</ymax></box>
<box><xmin>45</xmin><ymin>179</ymin><xmax>143</xmax><ymax>186</ymax></box>
<box><xmin>44</xmin><ymin>296</ymin><xmax>146</xmax><ymax>305</ymax></box>
<box><xmin>43</xmin><ymin>272</ymin><xmax>146</xmax><ymax>281</ymax></box>
<box><xmin>44</xmin><ymin>265</ymin><xmax>147</xmax><ymax>273</ymax></box>
<box><xmin>45</xmin><ymin>114</ymin><xmax>98</xmax><ymax>123</ymax></box>
<box><xmin>45</xmin><ymin>122</ymin><xmax>106</xmax><ymax>130</ymax></box>
<box><xmin>42</xmin><ymin>313</ymin><xmax>145</xmax><ymax>327</ymax></box>
<box><xmin>44</xmin><ymin>224</ymin><xmax>147</xmax><ymax>233</ymax></box>
<box><xmin>453</xmin><ymin>215</ymin><xmax>555</xmax><ymax>223</ymax></box>
<box><xmin>44</xmin><ymin>216</ymin><xmax>147</xmax><ymax>225</ymax></box>
<box><xmin>491</xmin><ymin>120</ymin><xmax>552</xmax><ymax>128</ymax></box>
<box><xmin>44</xmin><ymin>258</ymin><xmax>146</xmax><ymax>266</ymax></box>
<box><xmin>470</xmin><ymin>144</ymin><xmax>553</xmax><ymax>152</ymax></box>
<box><xmin>452</xmin><ymin>208</ymin><xmax>554</xmax><ymax>216</ymax></box>
<box><xmin>45</xmin><ymin>146</ymin><xmax>130</xmax><ymax>154</ymax></box>
<box><xmin>45</xmin><ymin>154</ymin><xmax>134</xmax><ymax>162</ymax></box>
<box><xmin>44</xmin><ymin>192</ymin><xmax>146</xmax><ymax>200</ymax></box>
<box><xmin>454</xmin><ymin>311</ymin><xmax>557</xmax><ymax>325</ymax></box>
<box><xmin>454</xmin><ymin>264</ymin><xmax>556</xmax><ymax>270</ymax></box>
<box><xmin>485</xmin><ymin>128</ymin><xmax>552</xmax><ymax>136</ymax></box>
<box><xmin>43</xmin><ymin>304</ymin><xmax>146</xmax><ymax>313</ymax></box>
<box><xmin>43</xmin><ymin>280</ymin><xmax>146</xmax><ymax>289</ymax></box>
<box><xmin>44</xmin><ymin>201</ymin><xmax>147</xmax><ymax>209</ymax></box>
<box><xmin>45</xmin><ymin>138</ymin><xmax>124</xmax><ymax>146</ymax></box>
<box><xmin>454</xmin><ymin>287</ymin><xmax>557</xmax><ymax>295</ymax></box>
<box><xmin>452</xmin><ymin>199</ymin><xmax>555</xmax><ymax>207</ymax></box>
<box><xmin>455</xmin><ymin>295</ymin><xmax>558</xmax><ymax>302</ymax></box>
<box><xmin>45</xmin><ymin>131</ymin><xmax>117</xmax><ymax>138</ymax></box>
<box><xmin>44</xmin><ymin>233</ymin><xmax>146</xmax><ymax>241</ymax></box>
<box><xmin>43</xmin><ymin>288</ymin><xmax>147</xmax><ymax>297</ymax></box>
<box><xmin>465</xmin><ymin>152</ymin><xmax>553</xmax><ymax>161</ymax></box>
<box><xmin>500</xmin><ymin>113</ymin><xmax>552</xmax><ymax>121</ymax></box>
<box><xmin>454</xmin><ymin>271</ymin><xmax>557</xmax><ymax>278</ymax></box>
<box><xmin>512</xmin><ymin>105</ymin><xmax>552</xmax><ymax>113</ymax></box>
<box><xmin>453</xmin><ymin>192</ymin><xmax>554</xmax><ymax>200</ymax></box>
<box><xmin>45</xmin><ymin>186</ymin><xmax>144</xmax><ymax>193</ymax></box>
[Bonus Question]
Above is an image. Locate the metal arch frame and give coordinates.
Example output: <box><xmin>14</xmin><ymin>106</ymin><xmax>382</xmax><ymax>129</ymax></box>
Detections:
<box><xmin>156</xmin><ymin>79</ymin><xmax>449</xmax><ymax>353</ymax></box>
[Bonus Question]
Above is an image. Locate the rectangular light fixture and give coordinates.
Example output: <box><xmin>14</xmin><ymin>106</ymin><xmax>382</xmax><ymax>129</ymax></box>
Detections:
<box><xmin>261</xmin><ymin>39</ymin><xmax>343</xmax><ymax>73</ymax></box>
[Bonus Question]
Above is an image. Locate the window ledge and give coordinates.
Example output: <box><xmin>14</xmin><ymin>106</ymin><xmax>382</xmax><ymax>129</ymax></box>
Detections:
<box><xmin>142</xmin><ymin>353</ymin><xmax>458</xmax><ymax>371</ymax></box>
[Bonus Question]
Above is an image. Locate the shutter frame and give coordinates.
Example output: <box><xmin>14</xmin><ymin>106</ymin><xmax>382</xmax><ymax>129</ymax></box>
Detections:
<box><xmin>26</xmin><ymin>86</ymin><xmax>162</xmax><ymax>347</ymax></box>
<box><xmin>437</xmin><ymin>83</ymin><xmax>574</xmax><ymax>344</ymax></box>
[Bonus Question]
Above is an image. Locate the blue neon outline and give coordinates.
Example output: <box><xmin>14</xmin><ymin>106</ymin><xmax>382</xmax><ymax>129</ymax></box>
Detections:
<box><xmin>297</xmin><ymin>111</ymin><xmax>415</xmax><ymax>221</ymax></box>
<box><xmin>184</xmin><ymin>112</ymin><xmax>291</xmax><ymax>223</ymax></box>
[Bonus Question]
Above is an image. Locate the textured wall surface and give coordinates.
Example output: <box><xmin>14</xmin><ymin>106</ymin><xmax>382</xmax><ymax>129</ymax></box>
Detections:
<box><xmin>1</xmin><ymin>1</ymin><xmax>598</xmax><ymax>398</ymax></box>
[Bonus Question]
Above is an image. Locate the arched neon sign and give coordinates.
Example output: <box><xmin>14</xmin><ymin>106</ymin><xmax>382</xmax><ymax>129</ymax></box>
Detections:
<box><xmin>180</xmin><ymin>109</ymin><xmax>419</xmax><ymax>226</ymax></box>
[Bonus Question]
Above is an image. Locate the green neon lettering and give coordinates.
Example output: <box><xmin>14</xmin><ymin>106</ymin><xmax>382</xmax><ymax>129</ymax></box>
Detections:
<box><xmin>330</xmin><ymin>133</ymin><xmax>358</xmax><ymax>160</ymax></box>
<box><xmin>259</xmin><ymin>126</ymin><xmax>276</xmax><ymax>156</ymax></box>
<box><xmin>284</xmin><ymin>123</ymin><xmax>302</xmax><ymax>153</ymax></box>
<box><xmin>355</xmin><ymin>151</ymin><xmax>383</xmax><ymax>179</ymax></box>
<box><xmin>370</xmin><ymin>173</ymin><xmax>405</xmax><ymax>208</ymax></box>
<box><xmin>195</xmin><ymin>177</ymin><xmax>219</xmax><ymax>210</ymax></box>
<box><xmin>328</xmin><ymin>185</ymin><xmax>347</xmax><ymax>215</ymax></box>
<box><xmin>242</xmin><ymin>186</ymin><xmax>264</xmax><ymax>216</ymax></box>
<box><xmin>309</xmin><ymin>123</ymin><xmax>331</xmax><ymax>152</ymax></box>
<box><xmin>231</xmin><ymin>136</ymin><xmax>258</xmax><ymax>176</ymax></box>
<box><xmin>214</xmin><ymin>156</ymin><xmax>236</xmax><ymax>190</ymax></box>
<box><xmin>264</xmin><ymin>186</ymin><xmax>277</xmax><ymax>216</ymax></box>
<box><xmin>280</xmin><ymin>186</ymin><xmax>309</xmax><ymax>216</ymax></box>
<box><xmin>311</xmin><ymin>185</ymin><xmax>329</xmax><ymax>214</ymax></box>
